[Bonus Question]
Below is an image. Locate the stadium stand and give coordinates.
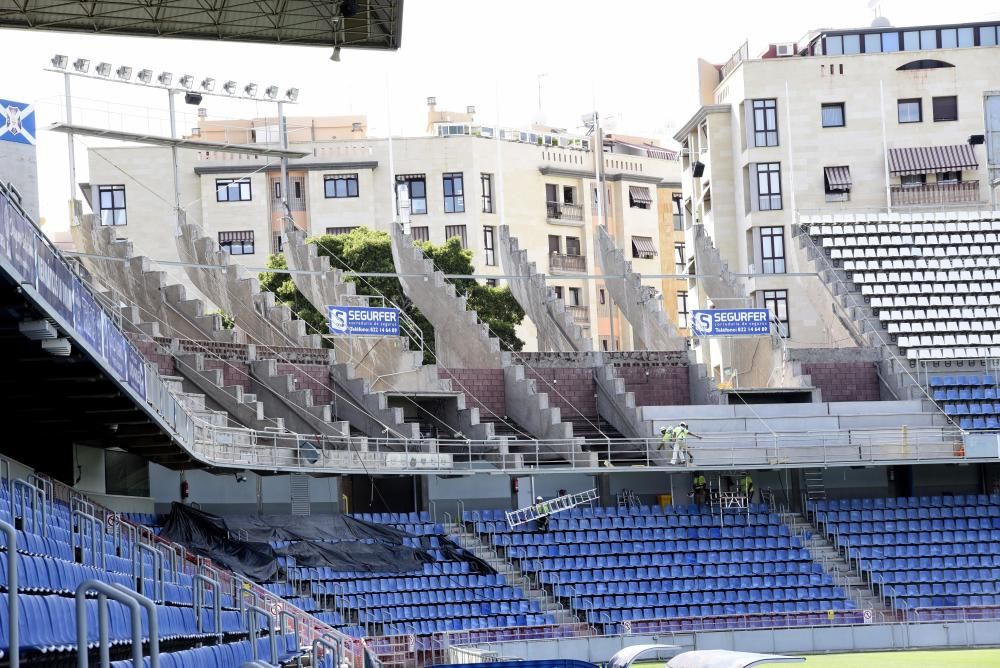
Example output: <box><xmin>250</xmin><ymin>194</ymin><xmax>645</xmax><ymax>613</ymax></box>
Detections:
<box><xmin>803</xmin><ymin>211</ymin><xmax>1000</xmax><ymax>361</ymax></box>
<box><xmin>808</xmin><ymin>495</ymin><xmax>1000</xmax><ymax>617</ymax></box>
<box><xmin>465</xmin><ymin>503</ymin><xmax>858</xmax><ymax>634</ymax></box>
<box><xmin>930</xmin><ymin>374</ymin><xmax>1000</xmax><ymax>429</ymax></box>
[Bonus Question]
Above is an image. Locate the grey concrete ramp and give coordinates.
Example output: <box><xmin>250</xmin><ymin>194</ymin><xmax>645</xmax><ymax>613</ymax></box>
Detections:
<box><xmin>498</xmin><ymin>226</ymin><xmax>592</xmax><ymax>352</ymax></box>
<box><xmin>174</xmin><ymin>217</ymin><xmax>320</xmax><ymax>348</ymax></box>
<box><xmin>595</xmin><ymin>224</ymin><xmax>685</xmax><ymax>351</ymax></box>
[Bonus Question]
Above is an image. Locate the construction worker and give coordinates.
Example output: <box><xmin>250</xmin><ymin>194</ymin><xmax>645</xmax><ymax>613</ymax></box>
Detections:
<box><xmin>535</xmin><ymin>496</ymin><xmax>550</xmax><ymax>532</ymax></box>
<box><xmin>669</xmin><ymin>422</ymin><xmax>702</xmax><ymax>466</ymax></box>
<box><xmin>657</xmin><ymin>426</ymin><xmax>673</xmax><ymax>450</ymax></box>
<box><xmin>692</xmin><ymin>472</ymin><xmax>708</xmax><ymax>507</ymax></box>
<box><xmin>739</xmin><ymin>472</ymin><xmax>755</xmax><ymax>504</ymax></box>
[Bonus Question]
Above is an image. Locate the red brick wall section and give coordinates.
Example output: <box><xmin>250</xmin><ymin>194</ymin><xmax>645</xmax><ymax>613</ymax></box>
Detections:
<box><xmin>438</xmin><ymin>369</ymin><xmax>506</xmax><ymax>421</ymax></box>
<box><xmin>617</xmin><ymin>365</ymin><xmax>691</xmax><ymax>407</ymax></box>
<box><xmin>276</xmin><ymin>363</ymin><xmax>333</xmax><ymax>405</ymax></box>
<box><xmin>800</xmin><ymin>362</ymin><xmax>880</xmax><ymax>402</ymax></box>
<box><xmin>524</xmin><ymin>368</ymin><xmax>597</xmax><ymax>418</ymax></box>
<box><xmin>201</xmin><ymin>359</ymin><xmax>253</xmax><ymax>392</ymax></box>
<box><xmin>134</xmin><ymin>340</ymin><xmax>176</xmax><ymax>376</ymax></box>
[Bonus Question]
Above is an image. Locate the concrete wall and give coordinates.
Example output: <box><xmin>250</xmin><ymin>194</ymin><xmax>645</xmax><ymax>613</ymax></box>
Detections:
<box><xmin>800</xmin><ymin>362</ymin><xmax>880</xmax><ymax>402</ymax></box>
<box><xmin>0</xmin><ymin>135</ymin><xmax>39</xmax><ymax>222</ymax></box>
<box><xmin>439</xmin><ymin>368</ymin><xmax>506</xmax><ymax>422</ymax></box>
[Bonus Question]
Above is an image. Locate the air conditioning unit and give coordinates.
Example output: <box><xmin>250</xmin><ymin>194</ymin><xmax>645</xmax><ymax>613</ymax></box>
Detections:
<box><xmin>775</xmin><ymin>43</ymin><xmax>796</xmax><ymax>57</ymax></box>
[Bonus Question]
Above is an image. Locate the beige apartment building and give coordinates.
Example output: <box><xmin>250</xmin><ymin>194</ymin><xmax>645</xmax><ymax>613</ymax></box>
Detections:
<box><xmin>83</xmin><ymin>102</ymin><xmax>682</xmax><ymax>351</ymax></box>
<box><xmin>675</xmin><ymin>19</ymin><xmax>1000</xmax><ymax>383</ymax></box>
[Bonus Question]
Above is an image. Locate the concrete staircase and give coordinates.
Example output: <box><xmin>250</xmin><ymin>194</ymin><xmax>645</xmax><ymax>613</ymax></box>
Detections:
<box><xmin>595</xmin><ymin>225</ymin><xmax>685</xmax><ymax>351</ymax></box>
<box><xmin>174</xmin><ymin>352</ymin><xmax>286</xmax><ymax>432</ymax></box>
<box><xmin>445</xmin><ymin>522</ymin><xmax>580</xmax><ymax>626</ymax></box>
<box><xmin>247</xmin><ymin>357</ymin><xmax>351</xmax><ymax>438</ymax></box>
<box><xmin>503</xmin><ymin>366</ymin><xmax>595</xmax><ymax>466</ymax></box>
<box><xmin>71</xmin><ymin>213</ymin><xmax>235</xmax><ymax>343</ymax></box>
<box><xmin>174</xmin><ymin>217</ymin><xmax>321</xmax><ymax>348</ymax></box>
<box><xmin>795</xmin><ymin>224</ymin><xmax>927</xmax><ymax>402</ymax></box>
<box><xmin>781</xmin><ymin>511</ymin><xmax>895</xmax><ymax>620</ymax></box>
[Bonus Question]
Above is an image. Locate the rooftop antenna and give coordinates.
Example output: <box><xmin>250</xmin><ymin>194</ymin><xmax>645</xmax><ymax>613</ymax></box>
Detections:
<box><xmin>534</xmin><ymin>73</ymin><xmax>548</xmax><ymax>125</ymax></box>
<box><xmin>868</xmin><ymin>0</ymin><xmax>891</xmax><ymax>28</ymax></box>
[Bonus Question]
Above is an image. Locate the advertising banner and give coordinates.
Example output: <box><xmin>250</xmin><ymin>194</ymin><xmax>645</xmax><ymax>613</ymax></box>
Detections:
<box><xmin>691</xmin><ymin>308</ymin><xmax>771</xmax><ymax>337</ymax></box>
<box><xmin>326</xmin><ymin>305</ymin><xmax>400</xmax><ymax>337</ymax></box>
<box><xmin>36</xmin><ymin>239</ymin><xmax>75</xmax><ymax>323</ymax></box>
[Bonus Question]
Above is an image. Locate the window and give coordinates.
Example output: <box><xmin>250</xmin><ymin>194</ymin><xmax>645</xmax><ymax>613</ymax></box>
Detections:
<box><xmin>325</xmin><ymin>226</ymin><xmax>357</xmax><ymax>236</ymax></box>
<box><xmin>920</xmin><ymin>29</ymin><xmax>937</xmax><ymax>49</ymax></box>
<box><xmin>485</xmin><ymin>279</ymin><xmax>498</xmax><ymax>288</ymax></box>
<box><xmin>755</xmin><ymin>163</ymin><xmax>782</xmax><ymax>211</ymax></box>
<box><xmin>631</xmin><ymin>236</ymin><xmax>657</xmax><ymax>260</ymax></box>
<box><xmin>444</xmin><ymin>224</ymin><xmax>467</xmax><ymax>248</ymax></box>
<box><xmin>672</xmin><ymin>194</ymin><xmax>683</xmax><ymax>231</ymax></box>
<box><xmin>273</xmin><ymin>182</ymin><xmax>281</xmax><ymax>199</ymax></box>
<box><xmin>760</xmin><ymin>226</ymin><xmax>786</xmax><ymax>274</ymax></box>
<box><xmin>824</xmin><ymin>166</ymin><xmax>852</xmax><ymax>202</ymax></box>
<box><xmin>752</xmin><ymin>99</ymin><xmax>778</xmax><ymax>147</ymax></box>
<box><xmin>294</xmin><ymin>181</ymin><xmax>302</xmax><ymax>199</ymax></box>
<box><xmin>599</xmin><ymin>289</ymin><xmax>606</xmax><ymax>305</ymax></box>
<box><xmin>821</xmin><ymin>103</ymin><xmax>845</xmax><ymax>128</ymax></box>
<box><xmin>411</xmin><ymin>226</ymin><xmax>430</xmax><ymax>242</ymax></box>
<box><xmin>897</xmin><ymin>59</ymin><xmax>955</xmax><ymax>70</ymax></box>
<box><xmin>554</xmin><ymin>286</ymin><xmax>564</xmax><ymax>300</ymax></box>
<box><xmin>548</xmin><ymin>235</ymin><xmax>561</xmax><ymax>255</ymax></box>
<box><xmin>443</xmin><ymin>172</ymin><xmax>465</xmax><ymax>213</ymax></box>
<box><xmin>104</xmin><ymin>450</ymin><xmax>149</xmax><ymax>497</ymax></box>
<box><xmin>762</xmin><ymin>289</ymin><xmax>789</xmax><ymax>337</ymax></box>
<box><xmin>216</xmin><ymin>178</ymin><xmax>252</xmax><ymax>202</ymax></box>
<box><xmin>825</xmin><ymin>35</ymin><xmax>843</xmax><ymax>55</ymax></box>
<box><xmin>674</xmin><ymin>243</ymin><xmax>686</xmax><ymax>274</ymax></box>
<box><xmin>565</xmin><ymin>236</ymin><xmax>581</xmax><ymax>256</ymax></box>
<box><xmin>932</xmin><ymin>96</ymin><xmax>958</xmax><ymax>122</ymax></box>
<box><xmin>901</xmin><ymin>174</ymin><xmax>927</xmax><ymax>187</ymax></box>
<box><xmin>937</xmin><ymin>171</ymin><xmax>961</xmax><ymax>184</ymax></box>
<box><xmin>218</xmin><ymin>230</ymin><xmax>255</xmax><ymax>255</ymax></box>
<box><xmin>676</xmin><ymin>291</ymin><xmax>689</xmax><ymax>329</ymax></box>
<box><xmin>98</xmin><ymin>185</ymin><xmax>127</xmax><ymax>226</ymax></box>
<box><xmin>396</xmin><ymin>174</ymin><xmax>427</xmax><ymax>215</ymax></box>
<box><xmin>628</xmin><ymin>185</ymin><xmax>652</xmax><ymax>209</ymax></box>
<box><xmin>481</xmin><ymin>173</ymin><xmax>494</xmax><ymax>213</ymax></box>
<box><xmin>324</xmin><ymin>174</ymin><xmax>359</xmax><ymax>198</ymax></box>
<box><xmin>483</xmin><ymin>226</ymin><xmax>496</xmax><ymax>266</ymax></box>
<box><xmin>980</xmin><ymin>26</ymin><xmax>998</xmax><ymax>47</ymax></box>
<box><xmin>881</xmin><ymin>31</ymin><xmax>900</xmax><ymax>52</ymax></box>
<box><xmin>898</xmin><ymin>99</ymin><xmax>922</xmax><ymax>123</ymax></box>
<box><xmin>563</xmin><ymin>186</ymin><xmax>576</xmax><ymax>205</ymax></box>
<box><xmin>568</xmin><ymin>287</ymin><xmax>582</xmax><ymax>307</ymax></box>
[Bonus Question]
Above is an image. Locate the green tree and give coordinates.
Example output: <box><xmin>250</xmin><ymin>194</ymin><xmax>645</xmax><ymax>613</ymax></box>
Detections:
<box><xmin>259</xmin><ymin>227</ymin><xmax>525</xmax><ymax>363</ymax></box>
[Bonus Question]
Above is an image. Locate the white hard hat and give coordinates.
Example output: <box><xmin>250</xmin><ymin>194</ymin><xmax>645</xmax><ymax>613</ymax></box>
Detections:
<box><xmin>660</xmin><ymin>427</ymin><xmax>668</xmax><ymax>433</ymax></box>
<box><xmin>536</xmin><ymin>496</ymin><xmax>543</xmax><ymax>502</ymax></box>
<box><xmin>680</xmin><ymin>422</ymin><xmax>688</xmax><ymax>428</ymax></box>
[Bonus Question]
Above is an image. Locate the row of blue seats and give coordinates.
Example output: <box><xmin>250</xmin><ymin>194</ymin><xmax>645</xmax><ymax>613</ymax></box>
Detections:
<box><xmin>809</xmin><ymin>495</ymin><xmax>999</xmax><ymax>511</ymax></box>
<box><xmin>353</xmin><ymin>511</ymin><xmax>431</xmax><ymax>524</ymax></box>
<box><xmin>109</xmin><ymin>636</ymin><xmax>298</xmax><ymax>668</ymax></box>
<box><xmin>379</xmin><ymin>614</ymin><xmax>556</xmax><ymax>635</ymax></box>
<box><xmin>556</xmin><ymin>575</ymin><xmax>833</xmax><ymax>594</ymax></box>
<box><xmin>491</xmin><ymin>527</ymin><xmax>792</xmax><ymax>546</ymax></box>
<box><xmin>546</xmin><ymin>565</ymin><xmax>820</xmax><ymax>591</ymax></box>
<box><xmin>818</xmin><ymin>507</ymin><xmax>1000</xmax><ymax>522</ymax></box>
<box><xmin>874</xmin><ymin>575</ymin><xmax>1000</xmax><ymax>590</ymax></box>
<box><xmin>482</xmin><ymin>515</ymin><xmax>782</xmax><ymax>536</ymax></box>
<box><xmin>356</xmin><ymin>602</ymin><xmax>542</xmax><ymax>622</ymax></box>
<box><xmin>829</xmin><ymin>531</ymin><xmax>1000</xmax><ymax>546</ymax></box>
<box><xmin>861</xmin><ymin>556</ymin><xmax>1000</xmax><ymax>570</ymax></box>
<box><xmin>288</xmin><ymin>561</ymin><xmax>477</xmax><ymax>579</ymax></box>
<box><xmin>895</xmin><ymin>595</ymin><xmax>1000</xmax><ymax>609</ymax></box>
<box><xmin>573</xmin><ymin>587</ymin><xmax>847</xmax><ymax>609</ymax></box>
<box><xmin>942</xmin><ymin>400</ymin><xmax>1000</xmax><ymax>414</ymax></box>
<box><xmin>507</xmin><ymin>539</ymin><xmax>806</xmax><ymax>560</ymax></box>
<box><xmin>270</xmin><ymin>535</ymin><xmax>446</xmax><ymax>550</ymax></box>
<box><xmin>849</xmin><ymin>544</ymin><xmax>1000</xmax><ymax>559</ymax></box>
<box><xmin>527</xmin><ymin>550</ymin><xmax>813</xmax><ymax>572</ymax></box>
<box><xmin>586</xmin><ymin>599</ymin><xmax>853</xmax><ymax>624</ymax></box>
<box><xmin>464</xmin><ymin>504</ymin><xmax>774</xmax><ymax>522</ymax></box>
<box><xmin>957</xmin><ymin>417</ymin><xmax>1000</xmax><ymax>430</ymax></box>
<box><xmin>291</xmin><ymin>573</ymin><xmax>505</xmax><ymax>591</ymax></box>
<box><xmin>930</xmin><ymin>375</ymin><xmax>997</xmax><ymax>387</ymax></box>
<box><xmin>326</xmin><ymin>587</ymin><xmax>523</xmax><ymax>605</ymax></box>
<box><xmin>525</xmin><ymin>555</ymin><xmax>818</xmax><ymax>574</ymax></box>
<box><xmin>311</xmin><ymin>610</ymin><xmax>345</xmax><ymax>626</ymax></box>
<box><xmin>936</xmin><ymin>387</ymin><xmax>1000</xmax><ymax>400</ymax></box>
<box><xmin>538</xmin><ymin>568</ymin><xmax>830</xmax><ymax>591</ymax></box>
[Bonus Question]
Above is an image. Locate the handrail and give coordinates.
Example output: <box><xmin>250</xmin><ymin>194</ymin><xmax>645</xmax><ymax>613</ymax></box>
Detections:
<box><xmin>313</xmin><ymin>634</ymin><xmax>342</xmax><ymax>668</ymax></box>
<box><xmin>75</xmin><ymin>579</ymin><xmax>160</xmax><ymax>668</ymax></box>
<box><xmin>12</xmin><ymin>479</ymin><xmax>47</xmax><ymax>537</ymax></box>
<box><xmin>1</xmin><ymin>519</ymin><xmax>19</xmax><ymax>668</ymax></box>
<box><xmin>245</xmin><ymin>605</ymin><xmax>278</xmax><ymax>666</ymax></box>
<box><xmin>134</xmin><ymin>541</ymin><xmax>164</xmax><ymax>601</ymax></box>
<box><xmin>193</xmin><ymin>573</ymin><xmax>222</xmax><ymax>637</ymax></box>
<box><xmin>72</xmin><ymin>509</ymin><xmax>107</xmax><ymax>570</ymax></box>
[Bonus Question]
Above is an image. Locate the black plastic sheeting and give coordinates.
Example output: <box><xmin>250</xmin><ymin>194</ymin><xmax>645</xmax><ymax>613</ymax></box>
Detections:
<box><xmin>158</xmin><ymin>502</ymin><xmax>494</xmax><ymax>582</ymax></box>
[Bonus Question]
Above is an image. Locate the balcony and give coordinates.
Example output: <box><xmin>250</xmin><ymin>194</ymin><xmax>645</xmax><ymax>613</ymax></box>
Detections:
<box><xmin>890</xmin><ymin>180</ymin><xmax>980</xmax><ymax>207</ymax></box>
<box><xmin>549</xmin><ymin>252</ymin><xmax>587</xmax><ymax>273</ymax></box>
<box><xmin>546</xmin><ymin>201</ymin><xmax>584</xmax><ymax>222</ymax></box>
<box><xmin>565</xmin><ymin>305</ymin><xmax>590</xmax><ymax>325</ymax></box>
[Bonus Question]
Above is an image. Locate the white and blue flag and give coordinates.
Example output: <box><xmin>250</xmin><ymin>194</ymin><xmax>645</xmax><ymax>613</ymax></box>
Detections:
<box><xmin>0</xmin><ymin>99</ymin><xmax>36</xmax><ymax>146</ymax></box>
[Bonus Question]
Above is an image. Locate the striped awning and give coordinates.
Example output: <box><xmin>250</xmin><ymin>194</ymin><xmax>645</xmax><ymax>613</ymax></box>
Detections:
<box><xmin>631</xmin><ymin>236</ymin><xmax>658</xmax><ymax>256</ymax></box>
<box><xmin>218</xmin><ymin>230</ymin><xmax>253</xmax><ymax>241</ymax></box>
<box><xmin>824</xmin><ymin>166</ymin><xmax>852</xmax><ymax>191</ymax></box>
<box><xmin>629</xmin><ymin>185</ymin><xmax>653</xmax><ymax>204</ymax></box>
<box><xmin>888</xmin><ymin>144</ymin><xmax>978</xmax><ymax>176</ymax></box>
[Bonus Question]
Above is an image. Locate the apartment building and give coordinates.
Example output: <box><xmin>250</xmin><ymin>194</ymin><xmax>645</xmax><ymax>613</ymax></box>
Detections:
<box><xmin>83</xmin><ymin>102</ymin><xmax>682</xmax><ymax>351</ymax></box>
<box><xmin>674</xmin><ymin>19</ymin><xmax>1000</xmax><ymax>381</ymax></box>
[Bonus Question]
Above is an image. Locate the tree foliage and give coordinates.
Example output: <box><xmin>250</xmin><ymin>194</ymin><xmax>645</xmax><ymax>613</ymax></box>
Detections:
<box><xmin>259</xmin><ymin>227</ymin><xmax>525</xmax><ymax>362</ymax></box>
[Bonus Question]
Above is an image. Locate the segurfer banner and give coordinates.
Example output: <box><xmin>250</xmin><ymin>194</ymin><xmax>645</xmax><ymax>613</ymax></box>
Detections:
<box><xmin>35</xmin><ymin>239</ymin><xmax>74</xmax><ymax>324</ymax></box>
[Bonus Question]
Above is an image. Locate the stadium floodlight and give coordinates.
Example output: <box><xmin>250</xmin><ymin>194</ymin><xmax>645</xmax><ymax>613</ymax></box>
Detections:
<box><xmin>157</xmin><ymin>72</ymin><xmax>173</xmax><ymax>86</ymax></box>
<box><xmin>244</xmin><ymin>83</ymin><xmax>258</xmax><ymax>97</ymax></box>
<box><xmin>115</xmin><ymin>65</ymin><xmax>133</xmax><ymax>81</ymax></box>
<box><xmin>51</xmin><ymin>54</ymin><xmax>69</xmax><ymax>69</ymax></box>
<box><xmin>285</xmin><ymin>88</ymin><xmax>299</xmax><ymax>102</ymax></box>
<box><xmin>201</xmin><ymin>77</ymin><xmax>216</xmax><ymax>92</ymax></box>
<box><xmin>95</xmin><ymin>62</ymin><xmax>112</xmax><ymax>77</ymax></box>
<box><xmin>223</xmin><ymin>80</ymin><xmax>237</xmax><ymax>95</ymax></box>
<box><xmin>264</xmin><ymin>85</ymin><xmax>279</xmax><ymax>99</ymax></box>
<box><xmin>179</xmin><ymin>75</ymin><xmax>194</xmax><ymax>89</ymax></box>
<box><xmin>72</xmin><ymin>58</ymin><xmax>90</xmax><ymax>73</ymax></box>
<box><xmin>137</xmin><ymin>69</ymin><xmax>153</xmax><ymax>84</ymax></box>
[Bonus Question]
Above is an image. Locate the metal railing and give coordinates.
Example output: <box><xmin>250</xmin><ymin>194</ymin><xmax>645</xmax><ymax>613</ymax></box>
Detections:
<box><xmin>890</xmin><ymin>180</ymin><xmax>981</xmax><ymax>207</ymax></box>
<box><xmin>565</xmin><ymin>305</ymin><xmax>590</xmax><ymax>325</ymax></box>
<box><xmin>545</xmin><ymin>202</ymin><xmax>584</xmax><ymax>221</ymax></box>
<box><xmin>549</xmin><ymin>253</ymin><xmax>587</xmax><ymax>273</ymax></box>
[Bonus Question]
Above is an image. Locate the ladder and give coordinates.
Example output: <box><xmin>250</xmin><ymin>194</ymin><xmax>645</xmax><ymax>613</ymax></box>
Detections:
<box><xmin>506</xmin><ymin>488</ymin><xmax>598</xmax><ymax>528</ymax></box>
<box><xmin>803</xmin><ymin>468</ymin><xmax>827</xmax><ymax>502</ymax></box>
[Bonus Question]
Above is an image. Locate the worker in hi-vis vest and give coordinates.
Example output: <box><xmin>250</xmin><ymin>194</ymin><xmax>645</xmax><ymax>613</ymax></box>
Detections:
<box><xmin>692</xmin><ymin>472</ymin><xmax>708</xmax><ymax>506</ymax></box>
<box><xmin>657</xmin><ymin>426</ymin><xmax>673</xmax><ymax>450</ymax></box>
<box><xmin>668</xmin><ymin>422</ymin><xmax>702</xmax><ymax>466</ymax></box>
